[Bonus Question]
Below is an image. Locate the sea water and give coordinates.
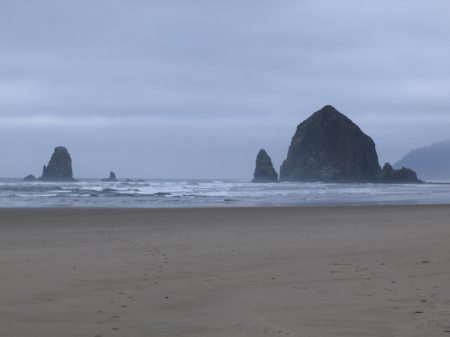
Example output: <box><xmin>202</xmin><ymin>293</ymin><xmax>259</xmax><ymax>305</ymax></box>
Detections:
<box><xmin>0</xmin><ymin>178</ymin><xmax>450</xmax><ymax>207</ymax></box>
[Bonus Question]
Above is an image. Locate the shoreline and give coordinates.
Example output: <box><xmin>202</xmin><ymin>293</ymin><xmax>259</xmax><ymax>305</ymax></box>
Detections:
<box><xmin>1</xmin><ymin>205</ymin><xmax>450</xmax><ymax>336</ymax></box>
<box><xmin>1</xmin><ymin>202</ymin><xmax>450</xmax><ymax>209</ymax></box>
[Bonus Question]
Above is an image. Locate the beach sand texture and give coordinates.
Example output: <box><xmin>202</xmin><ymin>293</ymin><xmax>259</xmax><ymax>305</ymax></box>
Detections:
<box><xmin>1</xmin><ymin>206</ymin><xmax>450</xmax><ymax>337</ymax></box>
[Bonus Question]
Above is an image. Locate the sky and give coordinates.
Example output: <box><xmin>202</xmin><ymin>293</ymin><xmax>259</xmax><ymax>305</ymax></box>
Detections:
<box><xmin>1</xmin><ymin>0</ymin><xmax>450</xmax><ymax>179</ymax></box>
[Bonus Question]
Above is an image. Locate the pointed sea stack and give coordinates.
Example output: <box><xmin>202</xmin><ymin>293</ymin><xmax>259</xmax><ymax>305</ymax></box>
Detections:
<box><xmin>280</xmin><ymin>105</ymin><xmax>381</xmax><ymax>182</ymax></box>
<box><xmin>253</xmin><ymin>149</ymin><xmax>278</xmax><ymax>182</ymax></box>
<box><xmin>40</xmin><ymin>146</ymin><xmax>75</xmax><ymax>181</ymax></box>
<box><xmin>101</xmin><ymin>171</ymin><xmax>117</xmax><ymax>182</ymax></box>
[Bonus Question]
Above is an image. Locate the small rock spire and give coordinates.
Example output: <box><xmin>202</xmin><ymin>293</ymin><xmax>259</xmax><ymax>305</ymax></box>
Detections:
<box><xmin>253</xmin><ymin>149</ymin><xmax>278</xmax><ymax>182</ymax></box>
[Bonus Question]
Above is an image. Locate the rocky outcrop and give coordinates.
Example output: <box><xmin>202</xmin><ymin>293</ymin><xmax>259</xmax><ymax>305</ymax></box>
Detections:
<box><xmin>280</xmin><ymin>105</ymin><xmax>381</xmax><ymax>182</ymax></box>
<box><xmin>40</xmin><ymin>146</ymin><xmax>75</xmax><ymax>181</ymax></box>
<box><xmin>23</xmin><ymin>174</ymin><xmax>37</xmax><ymax>181</ymax></box>
<box><xmin>378</xmin><ymin>163</ymin><xmax>421</xmax><ymax>183</ymax></box>
<box><xmin>253</xmin><ymin>149</ymin><xmax>278</xmax><ymax>182</ymax></box>
<box><xmin>101</xmin><ymin>171</ymin><xmax>117</xmax><ymax>182</ymax></box>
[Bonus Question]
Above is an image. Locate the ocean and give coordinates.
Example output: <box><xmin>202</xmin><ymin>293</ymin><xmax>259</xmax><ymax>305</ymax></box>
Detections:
<box><xmin>0</xmin><ymin>178</ymin><xmax>450</xmax><ymax>207</ymax></box>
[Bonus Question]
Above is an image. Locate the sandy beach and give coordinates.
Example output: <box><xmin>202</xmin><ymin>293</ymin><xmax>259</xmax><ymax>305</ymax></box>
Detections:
<box><xmin>1</xmin><ymin>206</ymin><xmax>450</xmax><ymax>337</ymax></box>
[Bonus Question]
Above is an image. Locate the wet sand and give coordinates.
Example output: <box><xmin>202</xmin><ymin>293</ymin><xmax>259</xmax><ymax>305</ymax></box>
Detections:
<box><xmin>1</xmin><ymin>206</ymin><xmax>450</xmax><ymax>337</ymax></box>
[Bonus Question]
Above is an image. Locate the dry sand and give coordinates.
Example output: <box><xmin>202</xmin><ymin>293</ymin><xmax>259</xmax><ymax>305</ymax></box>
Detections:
<box><xmin>0</xmin><ymin>206</ymin><xmax>450</xmax><ymax>337</ymax></box>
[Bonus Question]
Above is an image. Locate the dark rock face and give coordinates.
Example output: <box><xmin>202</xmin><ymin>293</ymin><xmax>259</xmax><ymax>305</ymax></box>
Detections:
<box><xmin>23</xmin><ymin>174</ymin><xmax>37</xmax><ymax>181</ymax></box>
<box><xmin>253</xmin><ymin>149</ymin><xmax>278</xmax><ymax>182</ymax></box>
<box><xmin>40</xmin><ymin>146</ymin><xmax>74</xmax><ymax>181</ymax></box>
<box><xmin>280</xmin><ymin>105</ymin><xmax>381</xmax><ymax>182</ymax></box>
<box><xmin>378</xmin><ymin>162</ymin><xmax>421</xmax><ymax>183</ymax></box>
<box><xmin>101</xmin><ymin>171</ymin><xmax>117</xmax><ymax>182</ymax></box>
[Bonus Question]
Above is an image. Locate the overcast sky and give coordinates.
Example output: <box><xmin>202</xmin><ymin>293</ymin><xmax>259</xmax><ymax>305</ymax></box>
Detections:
<box><xmin>1</xmin><ymin>0</ymin><xmax>450</xmax><ymax>179</ymax></box>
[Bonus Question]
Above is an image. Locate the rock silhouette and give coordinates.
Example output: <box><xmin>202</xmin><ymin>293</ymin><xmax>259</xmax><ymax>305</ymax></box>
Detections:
<box><xmin>101</xmin><ymin>171</ymin><xmax>117</xmax><ymax>182</ymax></box>
<box><xmin>280</xmin><ymin>105</ymin><xmax>381</xmax><ymax>182</ymax></box>
<box><xmin>23</xmin><ymin>174</ymin><xmax>37</xmax><ymax>181</ymax></box>
<box><xmin>253</xmin><ymin>149</ymin><xmax>278</xmax><ymax>182</ymax></box>
<box><xmin>395</xmin><ymin>140</ymin><xmax>450</xmax><ymax>181</ymax></box>
<box><xmin>378</xmin><ymin>162</ymin><xmax>421</xmax><ymax>183</ymax></box>
<box><xmin>40</xmin><ymin>146</ymin><xmax>75</xmax><ymax>181</ymax></box>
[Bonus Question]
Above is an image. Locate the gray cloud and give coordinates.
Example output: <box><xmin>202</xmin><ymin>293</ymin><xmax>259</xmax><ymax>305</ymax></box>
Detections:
<box><xmin>0</xmin><ymin>0</ymin><xmax>450</xmax><ymax>178</ymax></box>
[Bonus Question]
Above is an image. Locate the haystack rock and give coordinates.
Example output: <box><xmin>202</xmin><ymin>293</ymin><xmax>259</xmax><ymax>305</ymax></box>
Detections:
<box><xmin>40</xmin><ymin>146</ymin><xmax>75</xmax><ymax>181</ymax></box>
<box><xmin>378</xmin><ymin>163</ymin><xmax>421</xmax><ymax>183</ymax></box>
<box><xmin>280</xmin><ymin>105</ymin><xmax>381</xmax><ymax>182</ymax></box>
<box><xmin>101</xmin><ymin>171</ymin><xmax>117</xmax><ymax>182</ymax></box>
<box><xmin>253</xmin><ymin>149</ymin><xmax>278</xmax><ymax>182</ymax></box>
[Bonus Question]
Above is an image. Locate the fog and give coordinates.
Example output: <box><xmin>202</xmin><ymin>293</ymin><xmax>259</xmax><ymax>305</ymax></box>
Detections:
<box><xmin>1</xmin><ymin>0</ymin><xmax>450</xmax><ymax>178</ymax></box>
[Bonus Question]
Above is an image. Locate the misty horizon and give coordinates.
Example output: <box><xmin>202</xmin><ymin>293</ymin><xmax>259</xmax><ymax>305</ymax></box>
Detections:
<box><xmin>9</xmin><ymin>109</ymin><xmax>450</xmax><ymax>181</ymax></box>
<box><xmin>2</xmin><ymin>1</ymin><xmax>450</xmax><ymax>179</ymax></box>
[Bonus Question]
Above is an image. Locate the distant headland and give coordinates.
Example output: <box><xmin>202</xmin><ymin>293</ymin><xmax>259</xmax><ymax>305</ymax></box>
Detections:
<box><xmin>395</xmin><ymin>140</ymin><xmax>450</xmax><ymax>181</ymax></box>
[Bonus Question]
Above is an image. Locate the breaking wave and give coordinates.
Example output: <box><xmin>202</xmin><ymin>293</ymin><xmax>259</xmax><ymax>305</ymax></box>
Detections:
<box><xmin>0</xmin><ymin>178</ymin><xmax>449</xmax><ymax>207</ymax></box>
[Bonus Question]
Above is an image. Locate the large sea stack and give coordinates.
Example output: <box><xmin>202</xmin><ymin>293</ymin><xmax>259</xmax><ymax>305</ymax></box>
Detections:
<box><xmin>253</xmin><ymin>149</ymin><xmax>278</xmax><ymax>182</ymax></box>
<box><xmin>40</xmin><ymin>146</ymin><xmax>75</xmax><ymax>181</ymax></box>
<box><xmin>280</xmin><ymin>105</ymin><xmax>381</xmax><ymax>182</ymax></box>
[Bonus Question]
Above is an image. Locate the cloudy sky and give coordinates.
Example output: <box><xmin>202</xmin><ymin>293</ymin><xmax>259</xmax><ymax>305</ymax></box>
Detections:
<box><xmin>1</xmin><ymin>0</ymin><xmax>450</xmax><ymax>179</ymax></box>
